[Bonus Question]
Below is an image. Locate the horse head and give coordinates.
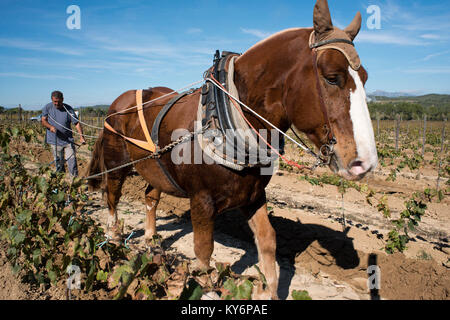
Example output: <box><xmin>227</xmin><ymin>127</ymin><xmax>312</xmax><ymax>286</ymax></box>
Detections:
<box><xmin>235</xmin><ymin>0</ymin><xmax>377</xmax><ymax>181</ymax></box>
<box><xmin>275</xmin><ymin>0</ymin><xmax>378</xmax><ymax>181</ymax></box>
<box><xmin>300</xmin><ymin>0</ymin><xmax>377</xmax><ymax>180</ymax></box>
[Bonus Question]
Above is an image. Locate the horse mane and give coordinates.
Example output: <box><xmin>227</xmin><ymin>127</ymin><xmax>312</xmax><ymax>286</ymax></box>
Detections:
<box><xmin>238</xmin><ymin>28</ymin><xmax>310</xmax><ymax>60</ymax></box>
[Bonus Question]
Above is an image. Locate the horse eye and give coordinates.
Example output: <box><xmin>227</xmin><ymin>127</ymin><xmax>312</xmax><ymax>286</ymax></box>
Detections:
<box><xmin>325</xmin><ymin>76</ymin><xmax>338</xmax><ymax>85</ymax></box>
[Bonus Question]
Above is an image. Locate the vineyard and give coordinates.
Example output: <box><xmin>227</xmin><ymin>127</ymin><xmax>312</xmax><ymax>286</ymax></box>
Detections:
<box><xmin>0</xmin><ymin>117</ymin><xmax>448</xmax><ymax>300</ymax></box>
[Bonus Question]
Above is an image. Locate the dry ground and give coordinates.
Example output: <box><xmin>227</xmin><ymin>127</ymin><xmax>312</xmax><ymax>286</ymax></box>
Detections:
<box><xmin>1</xmin><ymin>136</ymin><xmax>449</xmax><ymax>300</ymax></box>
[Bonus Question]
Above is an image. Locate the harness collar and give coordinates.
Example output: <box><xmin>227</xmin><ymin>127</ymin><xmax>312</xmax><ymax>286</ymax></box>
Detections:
<box><xmin>198</xmin><ymin>50</ymin><xmax>280</xmax><ymax>170</ymax></box>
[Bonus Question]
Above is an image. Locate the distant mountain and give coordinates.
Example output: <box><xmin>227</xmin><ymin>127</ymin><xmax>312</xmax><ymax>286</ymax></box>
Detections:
<box><xmin>369</xmin><ymin>90</ymin><xmax>419</xmax><ymax>98</ymax></box>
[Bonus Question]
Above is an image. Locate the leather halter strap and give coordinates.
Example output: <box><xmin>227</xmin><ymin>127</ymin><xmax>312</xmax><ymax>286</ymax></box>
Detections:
<box><xmin>310</xmin><ymin>38</ymin><xmax>354</xmax><ymax>49</ymax></box>
<box><xmin>311</xmin><ymin>48</ymin><xmax>335</xmax><ymax>144</ymax></box>
<box><xmin>104</xmin><ymin>89</ymin><xmax>156</xmax><ymax>153</ymax></box>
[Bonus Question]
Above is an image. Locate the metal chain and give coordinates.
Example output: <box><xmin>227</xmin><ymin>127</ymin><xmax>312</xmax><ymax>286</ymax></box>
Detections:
<box><xmin>83</xmin><ymin>124</ymin><xmax>209</xmax><ymax>180</ymax></box>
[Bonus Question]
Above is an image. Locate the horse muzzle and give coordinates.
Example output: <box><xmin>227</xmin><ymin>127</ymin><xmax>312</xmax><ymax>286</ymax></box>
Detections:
<box><xmin>330</xmin><ymin>154</ymin><xmax>378</xmax><ymax>181</ymax></box>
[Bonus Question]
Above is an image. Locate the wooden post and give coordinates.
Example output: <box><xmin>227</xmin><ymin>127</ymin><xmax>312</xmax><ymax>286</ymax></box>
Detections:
<box><xmin>376</xmin><ymin>112</ymin><xmax>380</xmax><ymax>138</ymax></box>
<box><xmin>436</xmin><ymin>118</ymin><xmax>447</xmax><ymax>190</ymax></box>
<box><xmin>18</xmin><ymin>104</ymin><xmax>22</xmax><ymax>124</ymax></box>
<box><xmin>395</xmin><ymin>114</ymin><xmax>400</xmax><ymax>152</ymax></box>
<box><xmin>422</xmin><ymin>114</ymin><xmax>427</xmax><ymax>158</ymax></box>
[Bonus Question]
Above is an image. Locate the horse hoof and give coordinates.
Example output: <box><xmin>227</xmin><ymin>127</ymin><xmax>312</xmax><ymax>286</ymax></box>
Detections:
<box><xmin>106</xmin><ymin>232</ymin><xmax>123</xmax><ymax>243</ymax></box>
<box><xmin>106</xmin><ymin>224</ymin><xmax>124</xmax><ymax>242</ymax></box>
<box><xmin>145</xmin><ymin>234</ymin><xmax>162</xmax><ymax>246</ymax></box>
<box><xmin>251</xmin><ymin>283</ymin><xmax>279</xmax><ymax>300</ymax></box>
<box><xmin>191</xmin><ymin>260</ymin><xmax>212</xmax><ymax>274</ymax></box>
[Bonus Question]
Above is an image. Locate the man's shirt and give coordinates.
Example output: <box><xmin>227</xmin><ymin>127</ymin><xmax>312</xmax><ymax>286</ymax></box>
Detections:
<box><xmin>42</xmin><ymin>103</ymin><xmax>79</xmax><ymax>146</ymax></box>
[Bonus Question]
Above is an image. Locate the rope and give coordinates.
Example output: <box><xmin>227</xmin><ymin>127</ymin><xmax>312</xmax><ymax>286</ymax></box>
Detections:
<box><xmin>205</xmin><ymin>78</ymin><xmax>313</xmax><ymax>154</ymax></box>
<box><xmin>206</xmin><ymin>76</ymin><xmax>318</xmax><ymax>171</ymax></box>
<box><xmin>96</xmin><ymin>235</ymin><xmax>112</xmax><ymax>248</ymax></box>
<box><xmin>47</xmin><ymin>81</ymin><xmax>205</xmax><ymax>139</ymax></box>
<box><xmin>68</xmin><ymin>215</ymin><xmax>75</xmax><ymax>226</ymax></box>
<box><xmin>83</xmin><ymin>153</ymin><xmax>157</xmax><ymax>180</ymax></box>
<box><xmin>83</xmin><ymin>74</ymin><xmax>323</xmax><ymax>180</ymax></box>
<box><xmin>82</xmin><ymin>124</ymin><xmax>209</xmax><ymax>180</ymax></box>
<box><xmin>48</xmin><ymin>81</ymin><xmax>205</xmax><ymax>140</ymax></box>
<box><xmin>124</xmin><ymin>231</ymin><xmax>135</xmax><ymax>249</ymax></box>
<box><xmin>47</xmin><ymin>113</ymin><xmax>99</xmax><ymax>139</ymax></box>
<box><xmin>104</xmin><ymin>80</ymin><xmax>205</xmax><ymax>121</ymax></box>
<box><xmin>62</xmin><ymin>104</ymin><xmax>104</xmax><ymax>130</ymax></box>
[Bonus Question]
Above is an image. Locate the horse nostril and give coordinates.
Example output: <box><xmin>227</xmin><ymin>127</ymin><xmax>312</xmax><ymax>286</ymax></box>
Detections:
<box><xmin>350</xmin><ymin>160</ymin><xmax>364</xmax><ymax>168</ymax></box>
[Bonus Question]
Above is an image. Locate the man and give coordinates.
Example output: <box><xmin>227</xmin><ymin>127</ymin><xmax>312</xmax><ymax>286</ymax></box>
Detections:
<box><xmin>41</xmin><ymin>91</ymin><xmax>86</xmax><ymax>177</ymax></box>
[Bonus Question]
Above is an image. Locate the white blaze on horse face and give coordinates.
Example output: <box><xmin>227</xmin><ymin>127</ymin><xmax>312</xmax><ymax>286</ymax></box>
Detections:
<box><xmin>348</xmin><ymin>67</ymin><xmax>378</xmax><ymax>172</ymax></box>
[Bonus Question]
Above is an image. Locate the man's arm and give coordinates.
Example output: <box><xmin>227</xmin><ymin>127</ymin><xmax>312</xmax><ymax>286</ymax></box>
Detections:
<box><xmin>66</xmin><ymin>105</ymin><xmax>86</xmax><ymax>144</ymax></box>
<box><xmin>41</xmin><ymin>116</ymin><xmax>56</xmax><ymax>133</ymax></box>
<box><xmin>75</xmin><ymin>122</ymin><xmax>86</xmax><ymax>144</ymax></box>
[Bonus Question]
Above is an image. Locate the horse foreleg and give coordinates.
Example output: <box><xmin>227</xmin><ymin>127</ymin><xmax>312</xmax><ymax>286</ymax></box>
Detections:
<box><xmin>190</xmin><ymin>192</ymin><xmax>215</xmax><ymax>271</ymax></box>
<box><xmin>144</xmin><ymin>185</ymin><xmax>161</xmax><ymax>242</ymax></box>
<box><xmin>248</xmin><ymin>202</ymin><xmax>279</xmax><ymax>300</ymax></box>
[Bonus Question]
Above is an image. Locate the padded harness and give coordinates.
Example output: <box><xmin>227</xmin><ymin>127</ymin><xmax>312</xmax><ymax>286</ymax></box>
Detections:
<box><xmin>197</xmin><ymin>50</ymin><xmax>280</xmax><ymax>171</ymax></box>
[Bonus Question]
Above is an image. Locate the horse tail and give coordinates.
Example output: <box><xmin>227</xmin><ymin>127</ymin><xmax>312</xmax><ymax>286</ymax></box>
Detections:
<box><xmin>85</xmin><ymin>130</ymin><xmax>105</xmax><ymax>191</ymax></box>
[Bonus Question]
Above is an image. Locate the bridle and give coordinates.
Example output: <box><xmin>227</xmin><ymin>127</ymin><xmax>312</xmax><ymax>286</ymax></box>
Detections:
<box><xmin>308</xmin><ymin>36</ymin><xmax>356</xmax><ymax>166</ymax></box>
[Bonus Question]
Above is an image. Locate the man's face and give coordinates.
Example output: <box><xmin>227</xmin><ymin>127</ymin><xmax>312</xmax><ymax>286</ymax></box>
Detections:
<box><xmin>52</xmin><ymin>96</ymin><xmax>63</xmax><ymax>108</ymax></box>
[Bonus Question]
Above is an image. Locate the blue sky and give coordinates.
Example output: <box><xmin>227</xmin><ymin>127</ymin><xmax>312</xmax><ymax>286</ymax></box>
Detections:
<box><xmin>1</xmin><ymin>0</ymin><xmax>449</xmax><ymax>110</ymax></box>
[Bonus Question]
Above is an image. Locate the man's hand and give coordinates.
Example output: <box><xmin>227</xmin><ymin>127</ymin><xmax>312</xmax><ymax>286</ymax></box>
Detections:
<box><xmin>75</xmin><ymin>123</ymin><xmax>86</xmax><ymax>145</ymax></box>
<box><xmin>42</xmin><ymin>116</ymin><xmax>57</xmax><ymax>133</ymax></box>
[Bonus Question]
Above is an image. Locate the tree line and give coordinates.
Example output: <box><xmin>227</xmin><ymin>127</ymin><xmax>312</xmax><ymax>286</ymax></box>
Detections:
<box><xmin>2</xmin><ymin>102</ymin><xmax>449</xmax><ymax>121</ymax></box>
<box><xmin>368</xmin><ymin>102</ymin><xmax>449</xmax><ymax>121</ymax></box>
<box><xmin>0</xmin><ymin>105</ymin><xmax>110</xmax><ymax>118</ymax></box>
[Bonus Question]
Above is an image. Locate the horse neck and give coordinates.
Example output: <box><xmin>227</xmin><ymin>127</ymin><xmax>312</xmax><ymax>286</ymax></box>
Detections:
<box><xmin>232</xmin><ymin>28</ymin><xmax>311</xmax><ymax>134</ymax></box>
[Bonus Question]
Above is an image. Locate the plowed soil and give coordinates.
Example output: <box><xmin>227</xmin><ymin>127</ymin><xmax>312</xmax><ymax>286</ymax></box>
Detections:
<box><xmin>2</xmin><ymin>138</ymin><xmax>449</xmax><ymax>300</ymax></box>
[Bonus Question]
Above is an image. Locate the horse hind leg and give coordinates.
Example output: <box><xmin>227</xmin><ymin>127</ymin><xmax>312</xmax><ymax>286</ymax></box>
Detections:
<box><xmin>144</xmin><ymin>185</ymin><xmax>161</xmax><ymax>243</ymax></box>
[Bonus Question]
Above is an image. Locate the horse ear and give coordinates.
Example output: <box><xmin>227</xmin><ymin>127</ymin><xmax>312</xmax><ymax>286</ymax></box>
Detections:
<box><xmin>313</xmin><ymin>0</ymin><xmax>334</xmax><ymax>39</ymax></box>
<box><xmin>344</xmin><ymin>12</ymin><xmax>362</xmax><ymax>41</ymax></box>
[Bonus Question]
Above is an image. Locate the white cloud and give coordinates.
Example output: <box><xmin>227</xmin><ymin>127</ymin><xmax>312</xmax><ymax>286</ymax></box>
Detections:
<box><xmin>186</xmin><ymin>28</ymin><xmax>203</xmax><ymax>34</ymax></box>
<box><xmin>0</xmin><ymin>72</ymin><xmax>76</xmax><ymax>80</ymax></box>
<box><xmin>420</xmin><ymin>34</ymin><xmax>441</xmax><ymax>40</ymax></box>
<box><xmin>422</xmin><ymin>50</ymin><xmax>450</xmax><ymax>61</ymax></box>
<box><xmin>356</xmin><ymin>31</ymin><xmax>428</xmax><ymax>46</ymax></box>
<box><xmin>240</xmin><ymin>28</ymin><xmax>272</xmax><ymax>39</ymax></box>
<box><xmin>402</xmin><ymin>67</ymin><xmax>450</xmax><ymax>74</ymax></box>
<box><xmin>0</xmin><ymin>38</ymin><xmax>84</xmax><ymax>56</ymax></box>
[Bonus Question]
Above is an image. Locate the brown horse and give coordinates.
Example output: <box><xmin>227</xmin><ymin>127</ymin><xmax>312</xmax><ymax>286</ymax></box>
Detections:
<box><xmin>87</xmin><ymin>0</ymin><xmax>377</xmax><ymax>299</ymax></box>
